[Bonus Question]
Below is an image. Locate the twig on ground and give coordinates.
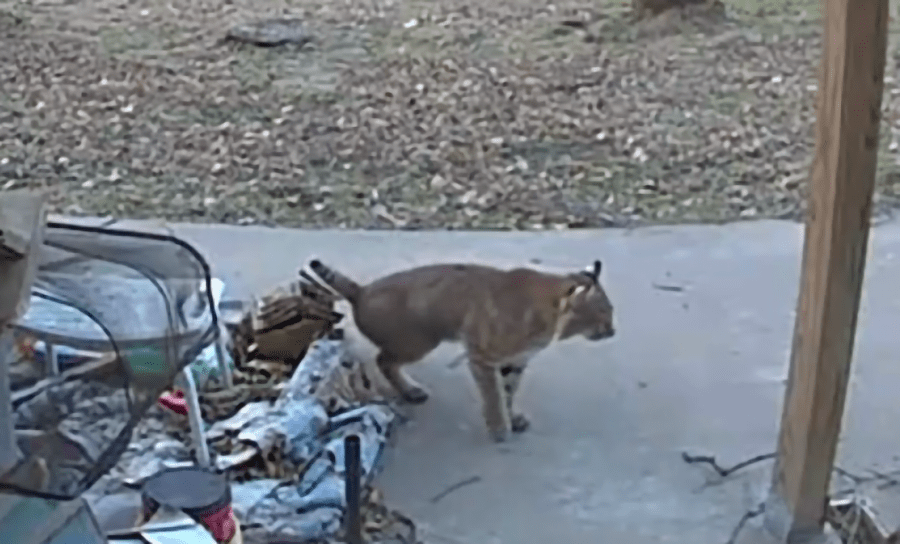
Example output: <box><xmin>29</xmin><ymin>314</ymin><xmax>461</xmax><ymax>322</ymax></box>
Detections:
<box><xmin>867</xmin><ymin>468</ymin><xmax>900</xmax><ymax>490</ymax></box>
<box><xmin>446</xmin><ymin>353</ymin><xmax>467</xmax><ymax>369</ymax></box>
<box><xmin>429</xmin><ymin>476</ymin><xmax>482</xmax><ymax>504</ymax></box>
<box><xmin>726</xmin><ymin>502</ymin><xmax>765</xmax><ymax>544</ymax></box>
<box><xmin>681</xmin><ymin>451</ymin><xmax>776</xmax><ymax>478</ymax></box>
<box><xmin>832</xmin><ymin>467</ymin><xmax>868</xmax><ymax>497</ymax></box>
<box><xmin>834</xmin><ymin>466</ymin><xmax>868</xmax><ymax>485</ymax></box>
<box><xmin>834</xmin><ymin>466</ymin><xmax>900</xmax><ymax>493</ymax></box>
<box><xmin>652</xmin><ymin>283</ymin><xmax>685</xmax><ymax>292</ymax></box>
<box><xmin>687</xmin><ymin>451</ymin><xmax>900</xmax><ymax>542</ymax></box>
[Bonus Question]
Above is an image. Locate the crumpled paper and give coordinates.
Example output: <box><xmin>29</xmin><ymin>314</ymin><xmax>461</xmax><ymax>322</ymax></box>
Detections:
<box><xmin>207</xmin><ymin>339</ymin><xmax>398</xmax><ymax>542</ymax></box>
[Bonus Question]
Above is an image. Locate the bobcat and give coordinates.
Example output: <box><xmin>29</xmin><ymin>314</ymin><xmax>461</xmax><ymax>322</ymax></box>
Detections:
<box><xmin>306</xmin><ymin>259</ymin><xmax>615</xmax><ymax>442</ymax></box>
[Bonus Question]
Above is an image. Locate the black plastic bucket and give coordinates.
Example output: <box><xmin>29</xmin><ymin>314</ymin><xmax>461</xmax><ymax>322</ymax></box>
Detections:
<box><xmin>140</xmin><ymin>466</ymin><xmax>231</xmax><ymax>526</ymax></box>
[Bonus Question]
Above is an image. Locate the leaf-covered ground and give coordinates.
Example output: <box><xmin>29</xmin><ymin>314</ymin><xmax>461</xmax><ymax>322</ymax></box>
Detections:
<box><xmin>2</xmin><ymin>0</ymin><xmax>900</xmax><ymax>228</ymax></box>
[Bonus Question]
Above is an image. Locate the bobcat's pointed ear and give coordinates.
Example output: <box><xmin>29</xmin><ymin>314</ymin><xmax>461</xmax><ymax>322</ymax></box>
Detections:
<box><xmin>559</xmin><ymin>279</ymin><xmax>589</xmax><ymax>316</ymax></box>
<box><xmin>586</xmin><ymin>260</ymin><xmax>601</xmax><ymax>282</ymax></box>
<box><xmin>565</xmin><ymin>282</ymin><xmax>588</xmax><ymax>298</ymax></box>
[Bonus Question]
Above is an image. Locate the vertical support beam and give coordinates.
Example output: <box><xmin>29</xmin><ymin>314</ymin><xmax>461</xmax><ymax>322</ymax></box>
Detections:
<box><xmin>0</xmin><ymin>191</ymin><xmax>47</xmax><ymax>477</ymax></box>
<box><xmin>763</xmin><ymin>0</ymin><xmax>889</xmax><ymax>542</ymax></box>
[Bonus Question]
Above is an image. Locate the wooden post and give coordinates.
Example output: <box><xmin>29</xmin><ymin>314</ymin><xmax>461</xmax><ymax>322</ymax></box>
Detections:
<box><xmin>0</xmin><ymin>191</ymin><xmax>47</xmax><ymax>477</ymax></box>
<box><xmin>763</xmin><ymin>0</ymin><xmax>889</xmax><ymax>542</ymax></box>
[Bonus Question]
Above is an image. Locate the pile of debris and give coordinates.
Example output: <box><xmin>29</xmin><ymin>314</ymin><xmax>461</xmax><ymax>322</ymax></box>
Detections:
<box><xmin>10</xmin><ymin>275</ymin><xmax>418</xmax><ymax>544</ymax></box>
<box><xmin>157</xmin><ymin>278</ymin><xmax>417</xmax><ymax>544</ymax></box>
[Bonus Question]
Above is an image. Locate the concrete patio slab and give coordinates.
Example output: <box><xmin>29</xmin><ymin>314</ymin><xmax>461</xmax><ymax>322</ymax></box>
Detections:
<box><xmin>62</xmin><ymin>217</ymin><xmax>900</xmax><ymax>543</ymax></box>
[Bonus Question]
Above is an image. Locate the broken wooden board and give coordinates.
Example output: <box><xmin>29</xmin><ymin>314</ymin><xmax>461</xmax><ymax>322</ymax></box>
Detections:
<box><xmin>0</xmin><ymin>190</ymin><xmax>47</xmax><ymax>477</ymax></box>
<box><xmin>0</xmin><ymin>190</ymin><xmax>47</xmax><ymax>326</ymax></box>
<box><xmin>11</xmin><ymin>352</ymin><xmax>124</xmax><ymax>407</ymax></box>
<box><xmin>828</xmin><ymin>498</ymin><xmax>891</xmax><ymax>544</ymax></box>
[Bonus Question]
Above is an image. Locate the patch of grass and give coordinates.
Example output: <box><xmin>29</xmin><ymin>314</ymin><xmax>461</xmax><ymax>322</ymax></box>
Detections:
<box><xmin>707</xmin><ymin>89</ymin><xmax>756</xmax><ymax>117</ymax></box>
<box><xmin>229</xmin><ymin>27</ymin><xmax>368</xmax><ymax>101</ymax></box>
<box><xmin>229</xmin><ymin>46</ymin><xmax>277</xmax><ymax>88</ymax></box>
<box><xmin>0</xmin><ymin>92</ymin><xmax>26</xmax><ymax>117</ymax></box>
<box><xmin>722</xmin><ymin>0</ymin><xmax>822</xmax><ymax>40</ymax></box>
<box><xmin>369</xmin><ymin>23</ymin><xmax>501</xmax><ymax>61</ymax></box>
<box><xmin>508</xmin><ymin>25</ymin><xmax>598</xmax><ymax>58</ymax></box>
<box><xmin>148</xmin><ymin>104</ymin><xmax>273</xmax><ymax>126</ymax></box>
<box><xmin>99</xmin><ymin>25</ymin><xmax>183</xmax><ymax>56</ymax></box>
<box><xmin>12</xmin><ymin>0</ymin><xmax>900</xmax><ymax>228</ymax></box>
<box><xmin>876</xmin><ymin>123</ymin><xmax>900</xmax><ymax>180</ymax></box>
<box><xmin>727</xmin><ymin>0</ymin><xmax>820</xmax><ymax>17</ymax></box>
<box><xmin>0</xmin><ymin>3</ymin><xmax>29</xmax><ymax>28</ymax></box>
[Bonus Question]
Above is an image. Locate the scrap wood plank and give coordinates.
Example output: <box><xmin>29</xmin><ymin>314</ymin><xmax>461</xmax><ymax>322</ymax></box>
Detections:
<box><xmin>0</xmin><ymin>190</ymin><xmax>47</xmax><ymax>477</ymax></box>
<box><xmin>763</xmin><ymin>0</ymin><xmax>889</xmax><ymax>541</ymax></box>
<box><xmin>0</xmin><ymin>190</ymin><xmax>47</xmax><ymax>326</ymax></box>
<box><xmin>828</xmin><ymin>499</ymin><xmax>890</xmax><ymax>544</ymax></box>
<box><xmin>10</xmin><ymin>352</ymin><xmax>124</xmax><ymax>407</ymax></box>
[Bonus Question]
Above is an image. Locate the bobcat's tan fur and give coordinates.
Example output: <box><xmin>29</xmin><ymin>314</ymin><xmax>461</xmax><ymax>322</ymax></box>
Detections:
<box><xmin>307</xmin><ymin>259</ymin><xmax>615</xmax><ymax>442</ymax></box>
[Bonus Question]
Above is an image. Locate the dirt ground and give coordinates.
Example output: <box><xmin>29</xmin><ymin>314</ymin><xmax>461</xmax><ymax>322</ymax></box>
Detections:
<box><xmin>2</xmin><ymin>0</ymin><xmax>900</xmax><ymax>228</ymax></box>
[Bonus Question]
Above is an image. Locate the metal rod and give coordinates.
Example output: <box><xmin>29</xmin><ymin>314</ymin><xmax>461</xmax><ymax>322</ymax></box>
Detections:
<box><xmin>213</xmin><ymin>332</ymin><xmax>232</xmax><ymax>388</ymax></box>
<box><xmin>178</xmin><ymin>368</ymin><xmax>210</xmax><ymax>467</ymax></box>
<box><xmin>344</xmin><ymin>434</ymin><xmax>363</xmax><ymax>544</ymax></box>
<box><xmin>45</xmin><ymin>342</ymin><xmax>59</xmax><ymax>376</ymax></box>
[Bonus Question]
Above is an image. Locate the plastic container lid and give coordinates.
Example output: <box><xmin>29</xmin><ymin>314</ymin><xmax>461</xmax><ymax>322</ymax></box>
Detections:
<box><xmin>140</xmin><ymin>467</ymin><xmax>230</xmax><ymax>519</ymax></box>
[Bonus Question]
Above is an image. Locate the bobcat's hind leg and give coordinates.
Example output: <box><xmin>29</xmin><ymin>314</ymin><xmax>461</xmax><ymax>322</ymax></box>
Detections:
<box><xmin>468</xmin><ymin>358</ymin><xmax>511</xmax><ymax>442</ymax></box>
<box><xmin>376</xmin><ymin>350</ymin><xmax>430</xmax><ymax>404</ymax></box>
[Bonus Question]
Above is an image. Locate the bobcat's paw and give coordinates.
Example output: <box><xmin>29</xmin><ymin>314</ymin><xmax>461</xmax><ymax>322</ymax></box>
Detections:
<box><xmin>401</xmin><ymin>386</ymin><xmax>430</xmax><ymax>405</ymax></box>
<box><xmin>488</xmin><ymin>426</ymin><xmax>511</xmax><ymax>443</ymax></box>
<box><xmin>511</xmin><ymin>413</ymin><xmax>531</xmax><ymax>433</ymax></box>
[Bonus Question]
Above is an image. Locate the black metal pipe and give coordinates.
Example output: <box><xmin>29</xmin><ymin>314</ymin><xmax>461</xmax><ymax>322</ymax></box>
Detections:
<box><xmin>344</xmin><ymin>434</ymin><xmax>363</xmax><ymax>544</ymax></box>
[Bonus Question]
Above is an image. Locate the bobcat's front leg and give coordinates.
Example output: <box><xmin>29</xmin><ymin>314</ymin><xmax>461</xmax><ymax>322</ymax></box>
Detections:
<box><xmin>468</xmin><ymin>358</ymin><xmax>511</xmax><ymax>443</ymax></box>
<box><xmin>499</xmin><ymin>362</ymin><xmax>530</xmax><ymax>433</ymax></box>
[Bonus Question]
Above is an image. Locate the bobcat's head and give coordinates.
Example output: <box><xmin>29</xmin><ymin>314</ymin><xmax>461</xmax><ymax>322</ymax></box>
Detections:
<box><xmin>557</xmin><ymin>260</ymin><xmax>615</xmax><ymax>342</ymax></box>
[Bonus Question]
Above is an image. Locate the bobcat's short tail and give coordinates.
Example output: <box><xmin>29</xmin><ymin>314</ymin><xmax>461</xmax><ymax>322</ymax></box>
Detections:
<box><xmin>308</xmin><ymin>259</ymin><xmax>362</xmax><ymax>305</ymax></box>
